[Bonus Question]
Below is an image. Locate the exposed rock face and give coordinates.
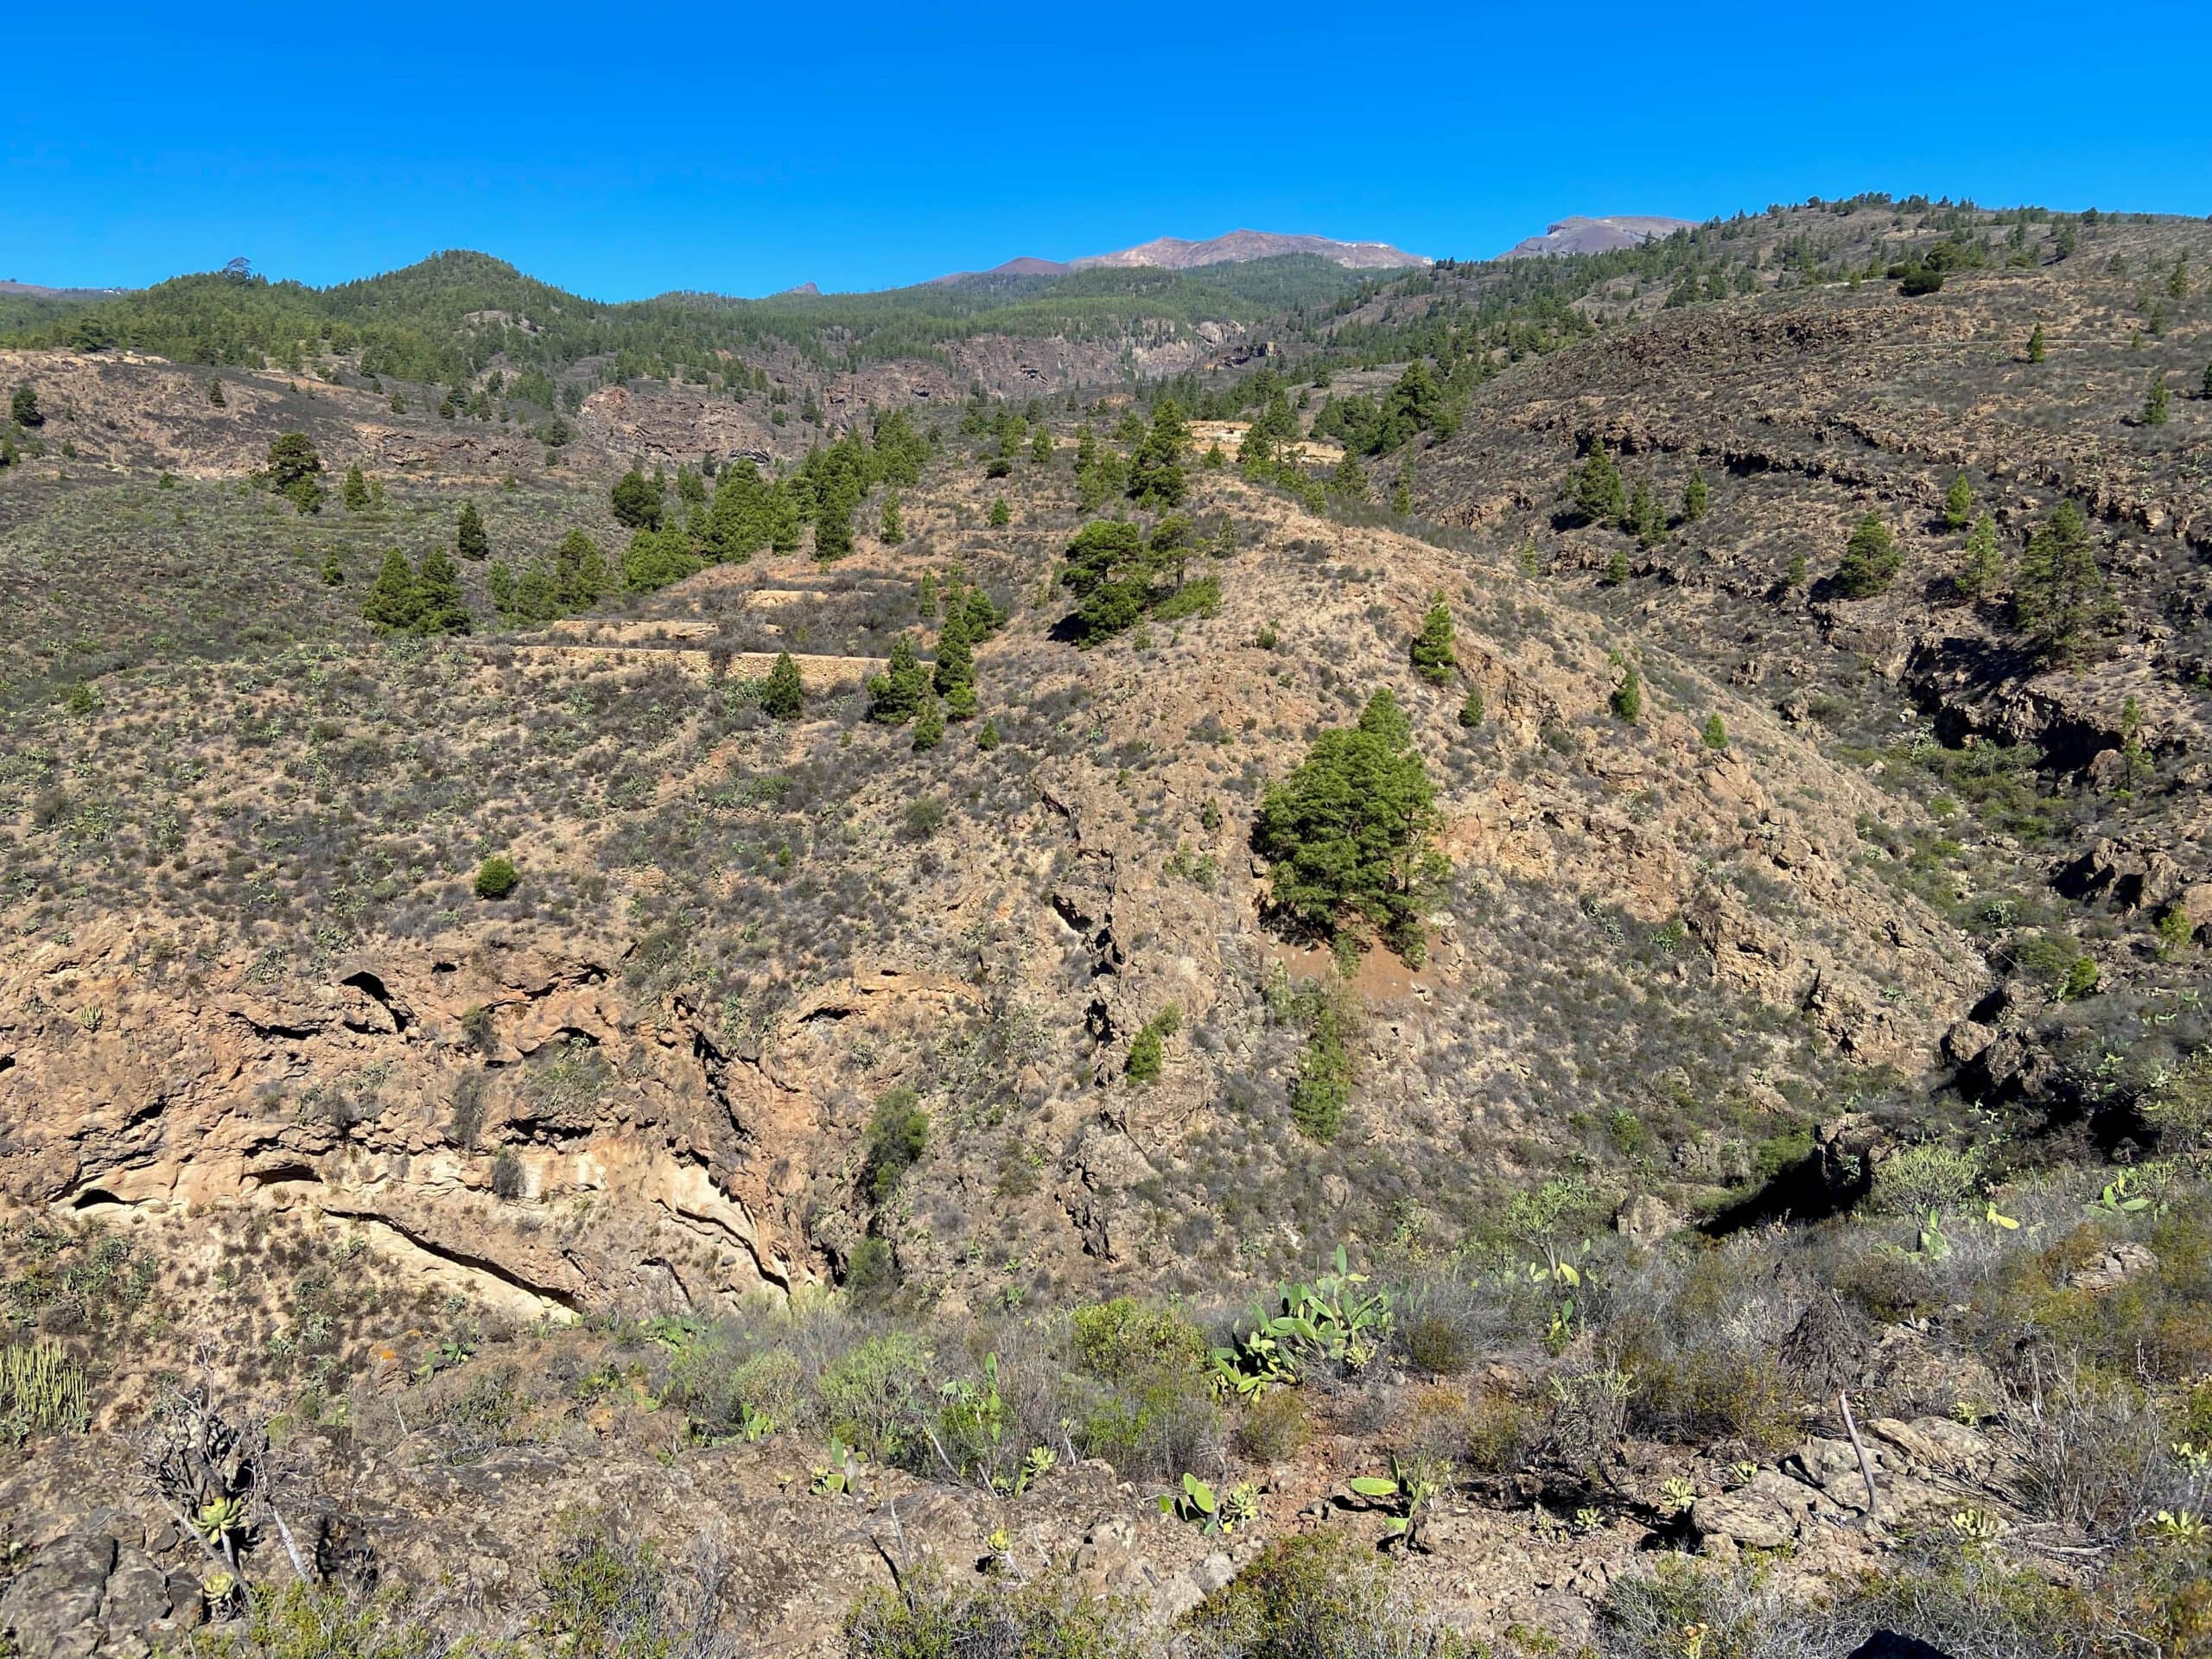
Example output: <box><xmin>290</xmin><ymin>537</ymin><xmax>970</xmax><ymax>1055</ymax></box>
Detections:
<box><xmin>1497</xmin><ymin>216</ymin><xmax>1695</xmax><ymax>259</ymax></box>
<box><xmin>0</xmin><ymin>923</ymin><xmax>797</xmax><ymax>1317</ymax></box>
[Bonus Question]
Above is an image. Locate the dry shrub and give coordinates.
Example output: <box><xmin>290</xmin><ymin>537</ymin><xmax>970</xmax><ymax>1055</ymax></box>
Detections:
<box><xmin>1234</xmin><ymin>1389</ymin><xmax>1313</xmax><ymax>1465</ymax></box>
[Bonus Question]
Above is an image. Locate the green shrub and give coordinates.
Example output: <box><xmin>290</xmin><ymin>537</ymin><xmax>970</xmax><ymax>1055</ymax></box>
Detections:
<box><xmin>1233</xmin><ymin>1389</ymin><xmax>1312</xmax><ymax>1464</ymax></box>
<box><xmin>845</xmin><ymin>1236</ymin><xmax>898</xmax><ymax>1298</ymax></box>
<box><xmin>817</xmin><ymin>1332</ymin><xmax>932</xmax><ymax>1465</ymax></box>
<box><xmin>1404</xmin><ymin>1316</ymin><xmax>1471</xmax><ymax>1376</ymax></box>
<box><xmin>1125</xmin><ymin>1007</ymin><xmax>1179</xmax><ymax>1084</ymax></box>
<box><xmin>1184</xmin><ymin>1530</ymin><xmax>1446</xmax><ymax>1659</ymax></box>
<box><xmin>1290</xmin><ymin>991</ymin><xmax>1356</xmax><ymax>1143</ymax></box>
<box><xmin>473</xmin><ymin>855</ymin><xmax>519</xmax><ymax>899</ymax></box>
<box><xmin>847</xmin><ymin>1567</ymin><xmax>1138</xmax><ymax>1659</ymax></box>
<box><xmin>166</xmin><ymin>1580</ymin><xmax>451</xmax><ymax>1658</ymax></box>
<box><xmin>664</xmin><ymin>1338</ymin><xmax>801</xmax><ymax>1441</ymax></box>
<box><xmin>861</xmin><ymin>1087</ymin><xmax>929</xmax><ymax>1203</ymax></box>
<box><xmin>1071</xmin><ymin>1299</ymin><xmax>1208</xmax><ymax>1382</ymax></box>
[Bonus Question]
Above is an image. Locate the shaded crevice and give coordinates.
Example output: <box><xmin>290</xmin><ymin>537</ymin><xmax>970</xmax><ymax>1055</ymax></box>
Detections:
<box><xmin>339</xmin><ymin>970</ymin><xmax>411</xmax><ymax>1033</ymax></box>
<box><xmin>328</xmin><ymin>1210</ymin><xmax>586</xmax><ymax>1314</ymax></box>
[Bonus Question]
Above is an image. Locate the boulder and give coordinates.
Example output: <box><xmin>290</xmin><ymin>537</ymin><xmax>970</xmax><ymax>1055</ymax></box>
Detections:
<box><xmin>0</xmin><ymin>1531</ymin><xmax>117</xmax><ymax>1659</ymax></box>
<box><xmin>2068</xmin><ymin>1240</ymin><xmax>2159</xmax><ymax>1293</ymax></box>
<box><xmin>1692</xmin><ymin>1467</ymin><xmax>1817</xmax><ymax>1549</ymax></box>
<box><xmin>1613</xmin><ymin>1193</ymin><xmax>1676</xmax><ymax>1245</ymax></box>
<box><xmin>1783</xmin><ymin>1436</ymin><xmax>1883</xmax><ymax>1514</ymax></box>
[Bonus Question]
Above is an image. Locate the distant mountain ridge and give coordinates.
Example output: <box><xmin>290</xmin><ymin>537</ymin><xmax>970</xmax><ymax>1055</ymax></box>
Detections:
<box><xmin>1497</xmin><ymin>215</ymin><xmax>1694</xmax><ymax>259</ymax></box>
<box><xmin>0</xmin><ymin>278</ymin><xmax>131</xmax><ymax>301</ymax></box>
<box><xmin>931</xmin><ymin>229</ymin><xmax>1427</xmax><ymax>287</ymax></box>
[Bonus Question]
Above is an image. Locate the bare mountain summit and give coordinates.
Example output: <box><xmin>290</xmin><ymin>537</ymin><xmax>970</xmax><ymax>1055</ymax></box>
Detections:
<box><xmin>931</xmin><ymin>229</ymin><xmax>1427</xmax><ymax>285</ymax></box>
<box><xmin>1497</xmin><ymin>213</ymin><xmax>1694</xmax><ymax>258</ymax></box>
<box><xmin>1070</xmin><ymin>228</ymin><xmax>1427</xmax><ymax>271</ymax></box>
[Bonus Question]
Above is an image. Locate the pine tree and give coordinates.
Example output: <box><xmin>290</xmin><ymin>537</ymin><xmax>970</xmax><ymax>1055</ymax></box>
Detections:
<box><xmin>412</xmin><ymin>547</ymin><xmax>471</xmax><ymax>635</ymax></box>
<box><xmin>2145</xmin><ymin>372</ymin><xmax>2171</xmax><ymax>427</ymax></box>
<box><xmin>912</xmin><ymin>696</ymin><xmax>945</xmax><ymax>752</ymax></box>
<box><xmin>932</xmin><ymin>611</ymin><xmax>976</xmax><ymax>715</ymax></box>
<box><xmin>340</xmin><ymin>465</ymin><xmax>371</xmax><ymax>512</ymax></box>
<box><xmin>10</xmin><ymin>385</ymin><xmax>41</xmax><ymax>427</ymax></box>
<box><xmin>976</xmin><ymin>719</ymin><xmax>1001</xmax><ymax>750</ymax></box>
<box><xmin>868</xmin><ymin>636</ymin><xmax>931</xmax><ymax>723</ymax></box>
<box><xmin>1410</xmin><ymin>594</ymin><xmax>1457</xmax><ymax>684</ymax></box>
<box><xmin>809</xmin><ymin>493</ymin><xmax>849</xmax><ymax>566</ymax></box>
<box><xmin>1835</xmin><ymin>513</ymin><xmax>1900</xmax><ymax>598</ymax></box>
<box><xmin>553</xmin><ymin>531</ymin><xmax>608</xmax><ymax>609</ymax></box>
<box><xmin>1030</xmin><ymin>427</ymin><xmax>1052</xmax><ymax>464</ymax></box>
<box><xmin>880</xmin><ymin>493</ymin><xmax>904</xmax><ymax>544</ymax></box>
<box><xmin>362</xmin><ymin>548</ymin><xmax>422</xmax><ymax>632</ymax></box>
<box><xmin>1701</xmin><ymin>713</ymin><xmax>1728</xmax><ymax>750</ymax></box>
<box><xmin>2014</xmin><ymin>500</ymin><xmax>2115</xmax><ymax>664</ymax></box>
<box><xmin>1943</xmin><ymin>473</ymin><xmax>1973</xmax><ymax>531</ymax></box>
<box><xmin>1630</xmin><ymin>477</ymin><xmax>1665</xmax><ymax>547</ymax></box>
<box><xmin>1458</xmin><ymin>686</ymin><xmax>1484</xmax><ymax>728</ymax></box>
<box><xmin>761</xmin><ymin>651</ymin><xmax>804</xmax><ymax>720</ymax></box>
<box><xmin>1605</xmin><ymin>545</ymin><xmax>1630</xmax><ymax>587</ymax></box>
<box><xmin>208</xmin><ymin>379</ymin><xmax>226</xmax><ymax>407</ymax></box>
<box><xmin>1682</xmin><ymin>470</ymin><xmax>1709</xmax><ymax>521</ymax></box>
<box><xmin>1390</xmin><ymin>457</ymin><xmax>1413</xmax><ymax>515</ymax></box>
<box><xmin>1331</xmin><ymin>452</ymin><xmax>1369</xmax><ymax>502</ymax></box>
<box><xmin>988</xmin><ymin>497</ymin><xmax>1010</xmax><ymax>527</ymax></box>
<box><xmin>265</xmin><ymin>433</ymin><xmax>326</xmax><ymax>513</ymax></box>
<box><xmin>1611</xmin><ymin>663</ymin><xmax>1643</xmax><ymax>722</ymax></box>
<box><xmin>2027</xmin><ymin>323</ymin><xmax>2048</xmax><ymax>363</ymax></box>
<box><xmin>455</xmin><ymin>501</ymin><xmax>490</xmax><ymax>561</ymax></box>
<box><xmin>1959</xmin><ymin>513</ymin><xmax>2004</xmax><ymax>601</ymax></box>
<box><xmin>610</xmin><ymin>468</ymin><xmax>663</xmax><ymax>531</ymax></box>
<box><xmin>1204</xmin><ymin>442</ymin><xmax>1227</xmax><ymax>470</ymax></box>
<box><xmin>1254</xmin><ymin>689</ymin><xmax>1446</xmax><ymax>961</ymax></box>
<box><xmin>1573</xmin><ymin>442</ymin><xmax>1626</xmax><ymax>528</ymax></box>
<box><xmin>1126</xmin><ymin>398</ymin><xmax>1189</xmax><ymax>510</ymax></box>
<box><xmin>321</xmin><ymin>553</ymin><xmax>344</xmax><ymax>586</ymax></box>
<box><xmin>389</xmin><ymin>391</ymin><xmax>404</xmax><ymax>414</ymax></box>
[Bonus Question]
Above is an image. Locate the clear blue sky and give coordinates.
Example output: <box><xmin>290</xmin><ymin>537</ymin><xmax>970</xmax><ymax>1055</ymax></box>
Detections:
<box><xmin>8</xmin><ymin>0</ymin><xmax>2208</xmax><ymax>300</ymax></box>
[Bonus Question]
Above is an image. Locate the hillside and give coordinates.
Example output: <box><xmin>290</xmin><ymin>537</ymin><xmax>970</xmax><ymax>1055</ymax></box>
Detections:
<box><xmin>0</xmin><ymin>249</ymin><xmax>1374</xmax><ymax>392</ymax></box>
<box><xmin>1</xmin><ymin>195</ymin><xmax>2210</xmax><ymax>1656</ymax></box>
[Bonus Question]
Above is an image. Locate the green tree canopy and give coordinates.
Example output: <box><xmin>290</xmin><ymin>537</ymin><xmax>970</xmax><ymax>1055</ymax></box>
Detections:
<box><xmin>1254</xmin><ymin>689</ymin><xmax>1447</xmax><ymax>962</ymax></box>
<box><xmin>455</xmin><ymin>500</ymin><xmax>490</xmax><ymax>561</ymax></box>
<box><xmin>1835</xmin><ymin>513</ymin><xmax>1900</xmax><ymax>597</ymax></box>
<box><xmin>1127</xmin><ymin>397</ymin><xmax>1189</xmax><ymax>511</ymax></box>
<box><xmin>265</xmin><ymin>432</ymin><xmax>326</xmax><ymax>512</ymax></box>
<box><xmin>362</xmin><ymin>547</ymin><xmax>422</xmax><ymax>632</ymax></box>
<box><xmin>1943</xmin><ymin>473</ymin><xmax>1973</xmax><ymax>531</ymax></box>
<box><xmin>611</xmin><ymin>467</ymin><xmax>663</xmax><ymax>531</ymax></box>
<box><xmin>761</xmin><ymin>651</ymin><xmax>804</xmax><ymax>720</ymax></box>
<box><xmin>412</xmin><ymin>547</ymin><xmax>472</xmax><ymax>635</ymax></box>
<box><xmin>2015</xmin><ymin>500</ymin><xmax>2116</xmax><ymax>664</ymax></box>
<box><xmin>868</xmin><ymin>635</ymin><xmax>930</xmax><ymax>724</ymax></box>
<box><xmin>1573</xmin><ymin>442</ymin><xmax>1625</xmax><ymax>528</ymax></box>
<box><xmin>1410</xmin><ymin>594</ymin><xmax>1457</xmax><ymax>685</ymax></box>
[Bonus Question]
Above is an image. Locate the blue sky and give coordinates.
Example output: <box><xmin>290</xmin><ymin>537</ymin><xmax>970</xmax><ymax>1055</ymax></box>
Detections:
<box><xmin>7</xmin><ymin>0</ymin><xmax>2209</xmax><ymax>300</ymax></box>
